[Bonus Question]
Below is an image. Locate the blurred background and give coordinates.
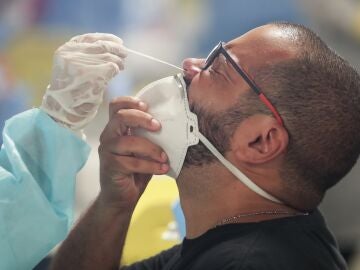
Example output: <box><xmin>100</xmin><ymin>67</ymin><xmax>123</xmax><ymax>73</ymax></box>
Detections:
<box><xmin>0</xmin><ymin>0</ymin><xmax>360</xmax><ymax>269</ymax></box>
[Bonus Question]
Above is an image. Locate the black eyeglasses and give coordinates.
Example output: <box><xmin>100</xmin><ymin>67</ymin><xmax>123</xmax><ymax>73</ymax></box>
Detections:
<box><xmin>203</xmin><ymin>41</ymin><xmax>283</xmax><ymax>126</ymax></box>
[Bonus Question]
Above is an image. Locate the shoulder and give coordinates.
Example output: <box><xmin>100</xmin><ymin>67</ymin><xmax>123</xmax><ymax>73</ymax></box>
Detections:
<box><xmin>240</xmin><ymin>212</ymin><xmax>347</xmax><ymax>269</ymax></box>
<box><xmin>121</xmin><ymin>245</ymin><xmax>181</xmax><ymax>270</ymax></box>
<box><xmin>182</xmin><ymin>227</ymin><xmax>261</xmax><ymax>270</ymax></box>
<box><xmin>189</xmin><ymin>212</ymin><xmax>346</xmax><ymax>270</ymax></box>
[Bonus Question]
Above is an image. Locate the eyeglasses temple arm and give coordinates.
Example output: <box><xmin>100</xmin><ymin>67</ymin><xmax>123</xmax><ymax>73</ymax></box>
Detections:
<box><xmin>222</xmin><ymin>48</ymin><xmax>284</xmax><ymax>126</ymax></box>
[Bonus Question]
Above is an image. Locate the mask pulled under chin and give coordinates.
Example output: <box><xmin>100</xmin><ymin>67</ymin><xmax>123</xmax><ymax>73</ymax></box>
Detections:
<box><xmin>134</xmin><ymin>74</ymin><xmax>282</xmax><ymax>204</ymax></box>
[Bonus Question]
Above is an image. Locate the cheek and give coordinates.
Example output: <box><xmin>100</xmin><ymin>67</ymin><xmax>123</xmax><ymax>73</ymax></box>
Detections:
<box><xmin>187</xmin><ymin>72</ymin><xmax>241</xmax><ymax>111</ymax></box>
<box><xmin>187</xmin><ymin>82</ymin><xmax>214</xmax><ymax>109</ymax></box>
<box><xmin>187</xmin><ymin>72</ymin><xmax>215</xmax><ymax>101</ymax></box>
<box><xmin>189</xmin><ymin>88</ymin><xmax>233</xmax><ymax>113</ymax></box>
<box><xmin>186</xmin><ymin>74</ymin><xmax>203</xmax><ymax>105</ymax></box>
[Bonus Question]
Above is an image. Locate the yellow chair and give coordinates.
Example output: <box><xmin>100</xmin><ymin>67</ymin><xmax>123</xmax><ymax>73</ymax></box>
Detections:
<box><xmin>122</xmin><ymin>176</ymin><xmax>180</xmax><ymax>265</ymax></box>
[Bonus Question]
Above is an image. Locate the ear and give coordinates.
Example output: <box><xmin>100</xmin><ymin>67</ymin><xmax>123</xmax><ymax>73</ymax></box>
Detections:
<box><xmin>231</xmin><ymin>115</ymin><xmax>289</xmax><ymax>164</ymax></box>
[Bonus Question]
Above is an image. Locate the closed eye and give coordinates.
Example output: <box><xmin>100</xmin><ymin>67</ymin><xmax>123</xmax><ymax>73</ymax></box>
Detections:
<box><xmin>209</xmin><ymin>66</ymin><xmax>228</xmax><ymax>82</ymax></box>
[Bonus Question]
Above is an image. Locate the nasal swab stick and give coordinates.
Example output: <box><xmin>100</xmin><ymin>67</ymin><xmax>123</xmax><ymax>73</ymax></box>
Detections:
<box><xmin>126</xmin><ymin>47</ymin><xmax>185</xmax><ymax>72</ymax></box>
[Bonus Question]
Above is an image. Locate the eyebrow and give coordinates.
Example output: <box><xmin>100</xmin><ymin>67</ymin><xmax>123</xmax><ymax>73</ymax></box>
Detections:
<box><xmin>223</xmin><ymin>42</ymin><xmax>232</xmax><ymax>50</ymax></box>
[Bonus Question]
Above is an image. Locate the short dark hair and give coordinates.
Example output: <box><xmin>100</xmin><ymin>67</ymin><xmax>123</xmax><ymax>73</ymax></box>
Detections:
<box><xmin>246</xmin><ymin>22</ymin><xmax>360</xmax><ymax>208</ymax></box>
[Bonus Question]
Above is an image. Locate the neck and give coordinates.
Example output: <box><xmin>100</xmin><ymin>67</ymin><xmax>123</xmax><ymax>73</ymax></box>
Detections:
<box><xmin>177</xmin><ymin>163</ymin><xmax>299</xmax><ymax>239</ymax></box>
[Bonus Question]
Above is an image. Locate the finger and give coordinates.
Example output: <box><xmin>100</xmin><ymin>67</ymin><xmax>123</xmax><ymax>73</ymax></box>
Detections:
<box><xmin>63</xmin><ymin>52</ymin><xmax>125</xmax><ymax>70</ymax></box>
<box><xmin>113</xmin><ymin>109</ymin><xmax>161</xmax><ymax>132</ymax></box>
<box><xmin>59</xmin><ymin>51</ymin><xmax>119</xmax><ymax>68</ymax></box>
<box><xmin>105</xmin><ymin>153</ymin><xmax>169</xmax><ymax>176</ymax></box>
<box><xmin>103</xmin><ymin>135</ymin><xmax>168</xmax><ymax>163</ymax></box>
<box><xmin>61</xmin><ymin>40</ymin><xmax>127</xmax><ymax>58</ymax></box>
<box><xmin>73</xmin><ymin>102</ymin><xmax>96</xmax><ymax>116</ymax></box>
<box><xmin>98</xmin><ymin>62</ymin><xmax>120</xmax><ymax>81</ymax></box>
<box><xmin>109</xmin><ymin>96</ymin><xmax>148</xmax><ymax>116</ymax></box>
<box><xmin>70</xmin><ymin>33</ymin><xmax>123</xmax><ymax>45</ymax></box>
<box><xmin>59</xmin><ymin>51</ymin><xmax>124</xmax><ymax>79</ymax></box>
<box><xmin>99</xmin><ymin>147</ymin><xmax>168</xmax><ymax>177</ymax></box>
<box><xmin>95</xmin><ymin>40</ymin><xmax>127</xmax><ymax>58</ymax></box>
<box><xmin>99</xmin><ymin>52</ymin><xmax>125</xmax><ymax>70</ymax></box>
<box><xmin>100</xmin><ymin>109</ymin><xmax>160</xmax><ymax>141</ymax></box>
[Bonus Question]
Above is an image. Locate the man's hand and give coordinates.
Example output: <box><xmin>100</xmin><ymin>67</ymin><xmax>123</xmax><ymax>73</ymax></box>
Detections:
<box><xmin>41</xmin><ymin>33</ymin><xmax>127</xmax><ymax>130</ymax></box>
<box><xmin>98</xmin><ymin>96</ymin><xmax>169</xmax><ymax>212</ymax></box>
<box><xmin>50</xmin><ymin>97</ymin><xmax>169</xmax><ymax>270</ymax></box>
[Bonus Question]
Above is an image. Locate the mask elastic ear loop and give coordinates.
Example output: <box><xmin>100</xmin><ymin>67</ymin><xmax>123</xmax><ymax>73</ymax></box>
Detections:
<box><xmin>196</xmin><ymin>131</ymin><xmax>282</xmax><ymax>204</ymax></box>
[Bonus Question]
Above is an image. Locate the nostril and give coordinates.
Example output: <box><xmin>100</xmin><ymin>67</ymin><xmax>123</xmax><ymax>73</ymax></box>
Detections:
<box><xmin>184</xmin><ymin>66</ymin><xmax>201</xmax><ymax>81</ymax></box>
<box><xmin>182</xmin><ymin>58</ymin><xmax>204</xmax><ymax>85</ymax></box>
<box><xmin>182</xmin><ymin>58</ymin><xmax>203</xmax><ymax>72</ymax></box>
<box><xmin>182</xmin><ymin>58</ymin><xmax>194</xmax><ymax>71</ymax></box>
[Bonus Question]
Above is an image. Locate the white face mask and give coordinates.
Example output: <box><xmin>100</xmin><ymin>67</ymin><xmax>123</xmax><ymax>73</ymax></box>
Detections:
<box><xmin>135</xmin><ymin>74</ymin><xmax>282</xmax><ymax>203</ymax></box>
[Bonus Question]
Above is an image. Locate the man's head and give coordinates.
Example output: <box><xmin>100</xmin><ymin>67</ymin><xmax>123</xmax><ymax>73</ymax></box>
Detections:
<box><xmin>182</xmin><ymin>22</ymin><xmax>360</xmax><ymax>210</ymax></box>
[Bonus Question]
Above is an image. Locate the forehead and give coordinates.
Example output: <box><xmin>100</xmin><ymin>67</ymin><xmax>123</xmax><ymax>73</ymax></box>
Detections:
<box><xmin>225</xmin><ymin>25</ymin><xmax>298</xmax><ymax>72</ymax></box>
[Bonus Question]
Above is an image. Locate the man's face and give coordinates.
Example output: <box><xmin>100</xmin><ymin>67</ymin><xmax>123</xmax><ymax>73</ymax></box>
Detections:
<box><xmin>182</xmin><ymin>25</ymin><xmax>296</xmax><ymax>167</ymax></box>
<box><xmin>181</xmin><ymin>37</ymin><xmax>252</xmax><ymax>167</ymax></box>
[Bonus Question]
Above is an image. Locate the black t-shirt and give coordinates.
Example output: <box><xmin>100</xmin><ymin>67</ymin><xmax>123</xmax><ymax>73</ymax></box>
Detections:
<box><xmin>121</xmin><ymin>209</ymin><xmax>347</xmax><ymax>270</ymax></box>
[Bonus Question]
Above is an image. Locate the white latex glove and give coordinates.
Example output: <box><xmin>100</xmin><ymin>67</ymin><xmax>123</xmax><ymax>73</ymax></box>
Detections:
<box><xmin>41</xmin><ymin>33</ymin><xmax>127</xmax><ymax>130</ymax></box>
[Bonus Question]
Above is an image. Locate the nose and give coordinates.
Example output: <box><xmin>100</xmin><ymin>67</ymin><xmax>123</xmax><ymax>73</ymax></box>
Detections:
<box><xmin>182</xmin><ymin>58</ymin><xmax>205</xmax><ymax>83</ymax></box>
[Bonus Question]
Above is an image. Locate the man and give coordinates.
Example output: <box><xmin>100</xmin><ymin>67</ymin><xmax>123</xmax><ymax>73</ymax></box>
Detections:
<box><xmin>0</xmin><ymin>33</ymin><xmax>126</xmax><ymax>269</ymax></box>
<box><xmin>50</xmin><ymin>22</ymin><xmax>360</xmax><ymax>270</ymax></box>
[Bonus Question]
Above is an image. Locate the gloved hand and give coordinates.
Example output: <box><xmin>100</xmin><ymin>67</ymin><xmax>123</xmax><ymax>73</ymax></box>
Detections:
<box><xmin>41</xmin><ymin>33</ymin><xmax>127</xmax><ymax>130</ymax></box>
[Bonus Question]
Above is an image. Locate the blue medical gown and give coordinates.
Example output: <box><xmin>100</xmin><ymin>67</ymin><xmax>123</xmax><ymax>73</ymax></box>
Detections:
<box><xmin>0</xmin><ymin>109</ymin><xmax>90</xmax><ymax>269</ymax></box>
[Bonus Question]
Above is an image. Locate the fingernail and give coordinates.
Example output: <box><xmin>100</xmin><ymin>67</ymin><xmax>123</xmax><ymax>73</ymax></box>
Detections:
<box><xmin>139</xmin><ymin>101</ymin><xmax>147</xmax><ymax>110</ymax></box>
<box><xmin>151</xmin><ymin>118</ymin><xmax>161</xmax><ymax>129</ymax></box>
<box><xmin>161</xmin><ymin>163</ymin><xmax>169</xmax><ymax>172</ymax></box>
<box><xmin>161</xmin><ymin>152</ymin><xmax>167</xmax><ymax>162</ymax></box>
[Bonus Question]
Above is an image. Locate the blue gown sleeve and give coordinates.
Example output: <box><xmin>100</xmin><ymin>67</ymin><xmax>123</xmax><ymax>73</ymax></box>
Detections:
<box><xmin>0</xmin><ymin>108</ymin><xmax>91</xmax><ymax>270</ymax></box>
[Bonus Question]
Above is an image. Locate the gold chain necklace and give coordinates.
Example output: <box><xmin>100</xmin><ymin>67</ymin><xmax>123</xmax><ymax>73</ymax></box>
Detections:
<box><xmin>215</xmin><ymin>210</ymin><xmax>309</xmax><ymax>228</ymax></box>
